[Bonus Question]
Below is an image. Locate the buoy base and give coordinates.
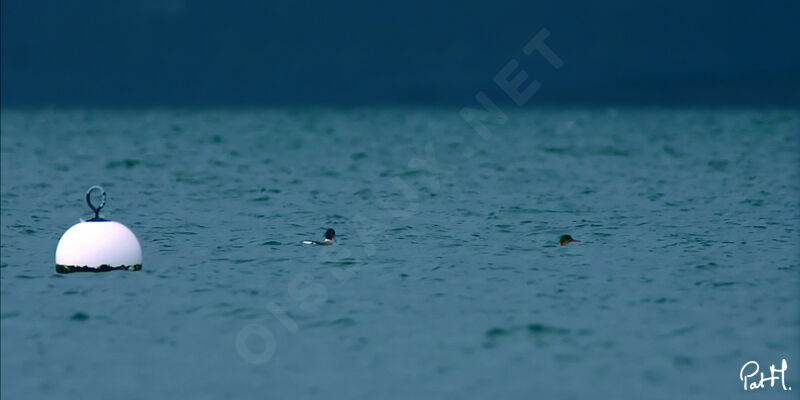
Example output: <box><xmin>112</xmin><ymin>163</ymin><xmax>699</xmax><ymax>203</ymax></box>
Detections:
<box><xmin>55</xmin><ymin>264</ymin><xmax>142</xmax><ymax>274</ymax></box>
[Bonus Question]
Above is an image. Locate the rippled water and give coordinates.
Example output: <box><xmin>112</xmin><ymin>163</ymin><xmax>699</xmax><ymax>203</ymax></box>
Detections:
<box><xmin>1</xmin><ymin>108</ymin><xmax>799</xmax><ymax>399</ymax></box>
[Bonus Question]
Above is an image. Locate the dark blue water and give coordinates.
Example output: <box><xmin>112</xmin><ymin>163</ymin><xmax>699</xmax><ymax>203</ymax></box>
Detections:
<box><xmin>1</xmin><ymin>108</ymin><xmax>798</xmax><ymax>399</ymax></box>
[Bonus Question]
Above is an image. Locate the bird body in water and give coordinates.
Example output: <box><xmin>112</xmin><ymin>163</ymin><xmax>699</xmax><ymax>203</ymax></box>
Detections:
<box><xmin>302</xmin><ymin>228</ymin><xmax>336</xmax><ymax>245</ymax></box>
<box><xmin>560</xmin><ymin>235</ymin><xmax>578</xmax><ymax>246</ymax></box>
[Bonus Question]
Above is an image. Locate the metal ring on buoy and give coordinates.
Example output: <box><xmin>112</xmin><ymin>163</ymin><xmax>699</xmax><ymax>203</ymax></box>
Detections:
<box><xmin>86</xmin><ymin>185</ymin><xmax>106</xmax><ymax>220</ymax></box>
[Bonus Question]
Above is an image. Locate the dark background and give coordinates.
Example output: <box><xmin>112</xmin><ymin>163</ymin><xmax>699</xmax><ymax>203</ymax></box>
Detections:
<box><xmin>2</xmin><ymin>0</ymin><xmax>799</xmax><ymax>107</ymax></box>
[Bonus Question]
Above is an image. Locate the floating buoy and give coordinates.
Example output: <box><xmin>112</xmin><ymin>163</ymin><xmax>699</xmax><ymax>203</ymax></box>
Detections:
<box><xmin>55</xmin><ymin>186</ymin><xmax>142</xmax><ymax>273</ymax></box>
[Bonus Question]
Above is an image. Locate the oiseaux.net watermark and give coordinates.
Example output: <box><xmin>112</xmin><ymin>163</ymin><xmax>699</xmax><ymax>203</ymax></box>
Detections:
<box><xmin>235</xmin><ymin>27</ymin><xmax>563</xmax><ymax>365</ymax></box>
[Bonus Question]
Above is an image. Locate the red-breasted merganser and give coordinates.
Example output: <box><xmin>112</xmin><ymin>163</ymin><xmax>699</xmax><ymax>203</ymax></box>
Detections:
<box><xmin>302</xmin><ymin>228</ymin><xmax>336</xmax><ymax>245</ymax></box>
<box><xmin>559</xmin><ymin>235</ymin><xmax>578</xmax><ymax>246</ymax></box>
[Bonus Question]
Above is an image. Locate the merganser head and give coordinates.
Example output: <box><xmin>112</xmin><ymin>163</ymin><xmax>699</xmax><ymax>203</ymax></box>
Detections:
<box><xmin>325</xmin><ymin>228</ymin><xmax>336</xmax><ymax>241</ymax></box>
<box><xmin>559</xmin><ymin>235</ymin><xmax>578</xmax><ymax>246</ymax></box>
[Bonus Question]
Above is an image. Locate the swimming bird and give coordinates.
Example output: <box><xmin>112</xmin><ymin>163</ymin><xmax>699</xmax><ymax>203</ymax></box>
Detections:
<box><xmin>559</xmin><ymin>235</ymin><xmax>578</xmax><ymax>246</ymax></box>
<box><xmin>302</xmin><ymin>228</ymin><xmax>336</xmax><ymax>245</ymax></box>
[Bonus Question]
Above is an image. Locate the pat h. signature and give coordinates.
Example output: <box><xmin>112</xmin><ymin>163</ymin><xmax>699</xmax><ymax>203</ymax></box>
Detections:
<box><xmin>740</xmin><ymin>359</ymin><xmax>792</xmax><ymax>391</ymax></box>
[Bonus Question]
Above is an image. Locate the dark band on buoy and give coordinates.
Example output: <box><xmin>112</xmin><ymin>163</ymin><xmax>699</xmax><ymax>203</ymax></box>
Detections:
<box><xmin>86</xmin><ymin>185</ymin><xmax>107</xmax><ymax>221</ymax></box>
<box><xmin>56</xmin><ymin>264</ymin><xmax>142</xmax><ymax>274</ymax></box>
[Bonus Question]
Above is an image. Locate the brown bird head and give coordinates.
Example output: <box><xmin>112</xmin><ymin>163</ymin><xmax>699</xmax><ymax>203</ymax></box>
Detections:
<box><xmin>559</xmin><ymin>235</ymin><xmax>578</xmax><ymax>246</ymax></box>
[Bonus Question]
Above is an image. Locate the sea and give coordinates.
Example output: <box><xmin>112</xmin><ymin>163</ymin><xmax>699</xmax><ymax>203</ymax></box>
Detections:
<box><xmin>1</xmin><ymin>107</ymin><xmax>798</xmax><ymax>399</ymax></box>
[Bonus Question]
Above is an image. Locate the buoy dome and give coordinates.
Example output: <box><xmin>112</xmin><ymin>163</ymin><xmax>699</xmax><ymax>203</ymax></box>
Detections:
<box><xmin>54</xmin><ymin>185</ymin><xmax>143</xmax><ymax>273</ymax></box>
<box><xmin>55</xmin><ymin>220</ymin><xmax>142</xmax><ymax>272</ymax></box>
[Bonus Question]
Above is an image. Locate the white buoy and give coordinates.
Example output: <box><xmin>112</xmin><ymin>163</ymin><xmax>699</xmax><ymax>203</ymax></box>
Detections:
<box><xmin>55</xmin><ymin>186</ymin><xmax>142</xmax><ymax>273</ymax></box>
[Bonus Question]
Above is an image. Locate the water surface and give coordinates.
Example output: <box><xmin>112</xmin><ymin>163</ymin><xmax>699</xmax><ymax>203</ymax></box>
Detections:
<box><xmin>1</xmin><ymin>108</ymin><xmax>798</xmax><ymax>399</ymax></box>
